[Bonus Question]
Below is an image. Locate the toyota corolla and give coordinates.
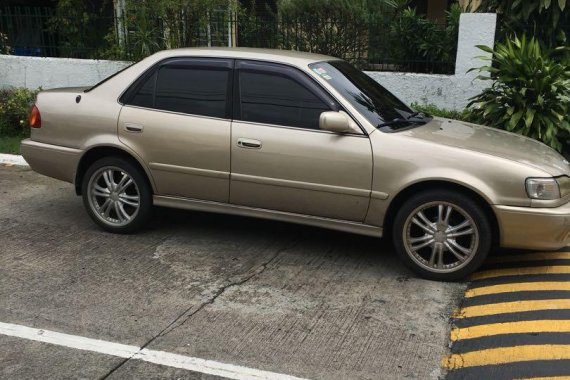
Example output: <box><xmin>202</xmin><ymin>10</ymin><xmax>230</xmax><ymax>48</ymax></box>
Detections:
<box><xmin>21</xmin><ymin>48</ymin><xmax>570</xmax><ymax>280</ymax></box>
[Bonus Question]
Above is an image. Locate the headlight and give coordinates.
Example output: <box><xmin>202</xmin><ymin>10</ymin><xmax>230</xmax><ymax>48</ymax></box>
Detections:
<box><xmin>525</xmin><ymin>178</ymin><xmax>560</xmax><ymax>200</ymax></box>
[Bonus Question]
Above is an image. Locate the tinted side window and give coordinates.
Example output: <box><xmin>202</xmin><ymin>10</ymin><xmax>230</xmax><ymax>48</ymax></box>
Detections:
<box><xmin>155</xmin><ymin>66</ymin><xmax>229</xmax><ymax>118</ymax></box>
<box><xmin>239</xmin><ymin>71</ymin><xmax>330</xmax><ymax>129</ymax></box>
<box><xmin>129</xmin><ymin>72</ymin><xmax>155</xmax><ymax>108</ymax></box>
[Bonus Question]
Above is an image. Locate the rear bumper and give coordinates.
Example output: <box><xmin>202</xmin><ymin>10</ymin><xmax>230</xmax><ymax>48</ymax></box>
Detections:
<box><xmin>494</xmin><ymin>203</ymin><xmax>570</xmax><ymax>250</ymax></box>
<box><xmin>20</xmin><ymin>139</ymin><xmax>82</xmax><ymax>184</ymax></box>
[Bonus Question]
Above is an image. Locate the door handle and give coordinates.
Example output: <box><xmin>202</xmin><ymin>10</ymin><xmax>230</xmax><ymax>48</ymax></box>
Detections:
<box><xmin>124</xmin><ymin>123</ymin><xmax>144</xmax><ymax>133</ymax></box>
<box><xmin>237</xmin><ymin>138</ymin><xmax>262</xmax><ymax>149</ymax></box>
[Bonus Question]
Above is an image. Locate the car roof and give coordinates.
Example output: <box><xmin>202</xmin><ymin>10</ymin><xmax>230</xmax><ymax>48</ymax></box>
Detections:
<box><xmin>150</xmin><ymin>47</ymin><xmax>339</xmax><ymax>67</ymax></box>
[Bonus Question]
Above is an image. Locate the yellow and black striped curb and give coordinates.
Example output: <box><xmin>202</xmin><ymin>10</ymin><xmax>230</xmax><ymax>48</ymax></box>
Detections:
<box><xmin>443</xmin><ymin>250</ymin><xmax>570</xmax><ymax>379</ymax></box>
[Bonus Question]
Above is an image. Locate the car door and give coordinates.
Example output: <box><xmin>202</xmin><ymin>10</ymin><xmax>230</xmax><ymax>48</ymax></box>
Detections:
<box><xmin>230</xmin><ymin>60</ymin><xmax>373</xmax><ymax>222</ymax></box>
<box><xmin>118</xmin><ymin>57</ymin><xmax>233</xmax><ymax>203</ymax></box>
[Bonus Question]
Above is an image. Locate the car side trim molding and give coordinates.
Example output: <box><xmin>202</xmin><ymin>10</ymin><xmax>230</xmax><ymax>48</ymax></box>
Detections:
<box><xmin>149</xmin><ymin>162</ymin><xmax>229</xmax><ymax>179</ymax></box>
<box><xmin>371</xmin><ymin>191</ymin><xmax>389</xmax><ymax>200</ymax></box>
<box><xmin>231</xmin><ymin>173</ymin><xmax>370</xmax><ymax>197</ymax></box>
<box><xmin>154</xmin><ymin>195</ymin><xmax>383</xmax><ymax>238</ymax></box>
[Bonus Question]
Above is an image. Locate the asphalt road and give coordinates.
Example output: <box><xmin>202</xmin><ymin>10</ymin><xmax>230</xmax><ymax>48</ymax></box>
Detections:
<box><xmin>0</xmin><ymin>165</ymin><xmax>466</xmax><ymax>379</ymax></box>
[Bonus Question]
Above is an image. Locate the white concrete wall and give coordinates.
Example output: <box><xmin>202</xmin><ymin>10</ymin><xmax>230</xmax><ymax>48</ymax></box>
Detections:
<box><xmin>0</xmin><ymin>55</ymin><xmax>131</xmax><ymax>89</ymax></box>
<box><xmin>367</xmin><ymin>13</ymin><xmax>497</xmax><ymax>110</ymax></box>
<box><xmin>366</xmin><ymin>72</ymin><xmax>463</xmax><ymax>111</ymax></box>
<box><xmin>0</xmin><ymin>13</ymin><xmax>496</xmax><ymax>111</ymax></box>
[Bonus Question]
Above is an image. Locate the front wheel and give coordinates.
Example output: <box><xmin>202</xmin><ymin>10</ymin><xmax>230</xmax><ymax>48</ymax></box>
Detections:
<box><xmin>81</xmin><ymin>156</ymin><xmax>152</xmax><ymax>233</ymax></box>
<box><xmin>393</xmin><ymin>190</ymin><xmax>492</xmax><ymax>281</ymax></box>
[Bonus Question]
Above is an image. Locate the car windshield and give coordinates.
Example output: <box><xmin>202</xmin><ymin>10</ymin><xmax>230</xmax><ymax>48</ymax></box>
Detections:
<box><xmin>308</xmin><ymin>60</ymin><xmax>431</xmax><ymax>132</ymax></box>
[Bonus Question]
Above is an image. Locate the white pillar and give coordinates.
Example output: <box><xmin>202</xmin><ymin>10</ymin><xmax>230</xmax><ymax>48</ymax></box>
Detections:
<box><xmin>114</xmin><ymin>0</ymin><xmax>127</xmax><ymax>47</ymax></box>
<box><xmin>454</xmin><ymin>13</ymin><xmax>497</xmax><ymax>76</ymax></box>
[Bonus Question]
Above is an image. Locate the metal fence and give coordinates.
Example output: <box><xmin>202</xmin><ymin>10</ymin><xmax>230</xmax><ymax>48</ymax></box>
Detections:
<box><xmin>0</xmin><ymin>7</ymin><xmax>58</xmax><ymax>57</ymax></box>
<box><xmin>0</xmin><ymin>5</ymin><xmax>458</xmax><ymax>74</ymax></box>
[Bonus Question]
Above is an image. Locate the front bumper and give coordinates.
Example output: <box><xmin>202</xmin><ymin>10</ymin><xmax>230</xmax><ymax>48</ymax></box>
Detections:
<box><xmin>20</xmin><ymin>139</ymin><xmax>82</xmax><ymax>184</ymax></box>
<box><xmin>494</xmin><ymin>202</ymin><xmax>570</xmax><ymax>250</ymax></box>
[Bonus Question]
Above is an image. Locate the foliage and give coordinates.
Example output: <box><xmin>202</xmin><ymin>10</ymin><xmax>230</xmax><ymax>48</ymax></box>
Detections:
<box><xmin>411</xmin><ymin>103</ymin><xmax>474</xmax><ymax>123</ymax></box>
<box><xmin>0</xmin><ymin>136</ymin><xmax>24</xmax><ymax>155</ymax></box>
<box><xmin>383</xmin><ymin>0</ymin><xmax>413</xmax><ymax>14</ymax></box>
<box><xmin>468</xmin><ymin>35</ymin><xmax>570</xmax><ymax>152</ymax></box>
<box><xmin>125</xmin><ymin>3</ymin><xmax>163</xmax><ymax>60</ymax></box>
<box><xmin>236</xmin><ymin>1</ymin><xmax>278</xmax><ymax>48</ymax></box>
<box><xmin>378</xmin><ymin>3</ymin><xmax>461</xmax><ymax>73</ymax></box>
<box><xmin>100</xmin><ymin>0</ymin><xmax>460</xmax><ymax>73</ymax></box>
<box><xmin>274</xmin><ymin>0</ymin><xmax>460</xmax><ymax>72</ymax></box>
<box><xmin>104</xmin><ymin>0</ymin><xmax>230</xmax><ymax>61</ymax></box>
<box><xmin>48</xmin><ymin>0</ymin><xmax>114</xmax><ymax>59</ymax></box>
<box><xmin>275</xmin><ymin>0</ymin><xmax>386</xmax><ymax>62</ymax></box>
<box><xmin>0</xmin><ymin>88</ymin><xmax>39</xmax><ymax>138</ymax></box>
<box><xmin>478</xmin><ymin>0</ymin><xmax>569</xmax><ymax>45</ymax></box>
<box><xmin>0</xmin><ymin>32</ymin><xmax>10</xmax><ymax>54</ymax></box>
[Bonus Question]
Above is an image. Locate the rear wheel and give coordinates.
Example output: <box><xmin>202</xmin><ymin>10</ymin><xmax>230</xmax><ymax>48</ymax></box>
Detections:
<box><xmin>81</xmin><ymin>156</ymin><xmax>152</xmax><ymax>233</ymax></box>
<box><xmin>393</xmin><ymin>190</ymin><xmax>492</xmax><ymax>281</ymax></box>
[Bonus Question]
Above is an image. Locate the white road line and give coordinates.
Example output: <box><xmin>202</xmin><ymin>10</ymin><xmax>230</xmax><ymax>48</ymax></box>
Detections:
<box><xmin>0</xmin><ymin>322</ymin><xmax>307</xmax><ymax>380</ymax></box>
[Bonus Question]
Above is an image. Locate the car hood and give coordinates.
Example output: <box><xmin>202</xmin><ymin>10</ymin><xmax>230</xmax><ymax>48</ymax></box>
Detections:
<box><xmin>402</xmin><ymin>118</ymin><xmax>570</xmax><ymax>176</ymax></box>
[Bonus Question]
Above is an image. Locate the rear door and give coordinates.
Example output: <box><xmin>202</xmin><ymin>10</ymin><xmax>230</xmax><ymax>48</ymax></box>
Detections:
<box><xmin>118</xmin><ymin>57</ymin><xmax>233</xmax><ymax>202</ymax></box>
<box><xmin>230</xmin><ymin>60</ymin><xmax>373</xmax><ymax>222</ymax></box>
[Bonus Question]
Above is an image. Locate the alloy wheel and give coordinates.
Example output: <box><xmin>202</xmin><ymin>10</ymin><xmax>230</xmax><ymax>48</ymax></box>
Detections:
<box><xmin>87</xmin><ymin>166</ymin><xmax>140</xmax><ymax>227</ymax></box>
<box><xmin>402</xmin><ymin>201</ymin><xmax>479</xmax><ymax>273</ymax></box>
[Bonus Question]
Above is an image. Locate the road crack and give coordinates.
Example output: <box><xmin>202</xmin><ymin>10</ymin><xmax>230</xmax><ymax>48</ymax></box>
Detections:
<box><xmin>99</xmin><ymin>237</ymin><xmax>301</xmax><ymax>379</ymax></box>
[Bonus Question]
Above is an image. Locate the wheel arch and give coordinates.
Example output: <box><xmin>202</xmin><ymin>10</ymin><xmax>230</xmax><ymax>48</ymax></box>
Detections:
<box><xmin>383</xmin><ymin>180</ymin><xmax>500</xmax><ymax>248</ymax></box>
<box><xmin>75</xmin><ymin>145</ymin><xmax>155</xmax><ymax>195</ymax></box>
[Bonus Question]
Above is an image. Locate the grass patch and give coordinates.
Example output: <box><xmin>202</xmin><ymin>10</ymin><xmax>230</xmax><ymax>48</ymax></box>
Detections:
<box><xmin>0</xmin><ymin>136</ymin><xmax>24</xmax><ymax>154</ymax></box>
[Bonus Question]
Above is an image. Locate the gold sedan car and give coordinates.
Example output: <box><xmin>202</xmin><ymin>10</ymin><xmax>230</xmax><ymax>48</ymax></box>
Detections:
<box><xmin>21</xmin><ymin>48</ymin><xmax>570</xmax><ymax>280</ymax></box>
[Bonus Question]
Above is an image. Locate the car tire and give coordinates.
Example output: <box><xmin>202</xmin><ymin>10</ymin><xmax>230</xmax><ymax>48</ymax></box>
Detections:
<box><xmin>81</xmin><ymin>156</ymin><xmax>152</xmax><ymax>233</ymax></box>
<box><xmin>392</xmin><ymin>189</ymin><xmax>492</xmax><ymax>281</ymax></box>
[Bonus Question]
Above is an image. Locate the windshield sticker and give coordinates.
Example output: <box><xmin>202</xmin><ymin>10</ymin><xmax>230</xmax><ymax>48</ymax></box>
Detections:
<box><xmin>312</xmin><ymin>67</ymin><xmax>332</xmax><ymax>80</ymax></box>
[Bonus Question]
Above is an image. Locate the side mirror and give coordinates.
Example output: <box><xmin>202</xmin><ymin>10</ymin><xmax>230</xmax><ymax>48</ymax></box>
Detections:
<box><xmin>319</xmin><ymin>111</ymin><xmax>359</xmax><ymax>134</ymax></box>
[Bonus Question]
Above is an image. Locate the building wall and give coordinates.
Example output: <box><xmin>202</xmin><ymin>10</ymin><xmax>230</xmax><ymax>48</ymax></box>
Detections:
<box><xmin>0</xmin><ymin>13</ymin><xmax>496</xmax><ymax>111</ymax></box>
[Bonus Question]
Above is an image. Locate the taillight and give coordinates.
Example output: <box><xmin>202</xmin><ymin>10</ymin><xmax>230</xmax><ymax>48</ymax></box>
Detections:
<box><xmin>29</xmin><ymin>105</ymin><xmax>41</xmax><ymax>128</ymax></box>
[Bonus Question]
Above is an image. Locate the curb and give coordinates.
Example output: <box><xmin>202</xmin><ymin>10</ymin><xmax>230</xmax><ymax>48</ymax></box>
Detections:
<box><xmin>0</xmin><ymin>154</ymin><xmax>29</xmax><ymax>168</ymax></box>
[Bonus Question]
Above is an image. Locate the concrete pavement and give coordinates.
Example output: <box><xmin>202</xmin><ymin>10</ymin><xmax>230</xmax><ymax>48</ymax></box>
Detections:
<box><xmin>0</xmin><ymin>166</ymin><xmax>466</xmax><ymax>379</ymax></box>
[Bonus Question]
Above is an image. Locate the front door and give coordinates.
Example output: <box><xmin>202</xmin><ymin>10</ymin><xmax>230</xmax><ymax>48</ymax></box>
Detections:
<box><xmin>230</xmin><ymin>60</ymin><xmax>373</xmax><ymax>222</ymax></box>
<box><xmin>118</xmin><ymin>58</ymin><xmax>233</xmax><ymax>203</ymax></box>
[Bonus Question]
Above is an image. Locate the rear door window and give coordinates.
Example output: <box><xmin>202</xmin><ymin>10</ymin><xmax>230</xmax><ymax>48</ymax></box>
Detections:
<box><xmin>155</xmin><ymin>66</ymin><xmax>229</xmax><ymax>118</ymax></box>
<box><xmin>124</xmin><ymin>58</ymin><xmax>232</xmax><ymax>119</ymax></box>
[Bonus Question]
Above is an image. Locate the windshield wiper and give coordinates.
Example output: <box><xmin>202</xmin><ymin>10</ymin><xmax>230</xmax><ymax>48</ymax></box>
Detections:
<box><xmin>406</xmin><ymin>111</ymin><xmax>424</xmax><ymax>119</ymax></box>
<box><xmin>377</xmin><ymin>117</ymin><xmax>425</xmax><ymax>128</ymax></box>
<box><xmin>377</xmin><ymin>111</ymin><xmax>429</xmax><ymax>129</ymax></box>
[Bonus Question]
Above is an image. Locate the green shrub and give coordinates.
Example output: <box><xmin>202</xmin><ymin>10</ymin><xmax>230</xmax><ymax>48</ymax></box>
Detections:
<box><xmin>48</xmin><ymin>0</ymin><xmax>114</xmax><ymax>59</ymax></box>
<box><xmin>103</xmin><ymin>0</ymin><xmax>230</xmax><ymax>61</ymax></box>
<box><xmin>276</xmin><ymin>0</ymin><xmax>378</xmax><ymax>62</ymax></box>
<box><xmin>468</xmin><ymin>35</ymin><xmax>570</xmax><ymax>152</ymax></box>
<box><xmin>411</xmin><ymin>103</ymin><xmax>473</xmax><ymax>123</ymax></box>
<box><xmin>478</xmin><ymin>0</ymin><xmax>568</xmax><ymax>46</ymax></box>
<box><xmin>0</xmin><ymin>32</ymin><xmax>9</xmax><ymax>54</ymax></box>
<box><xmin>384</xmin><ymin>3</ymin><xmax>461</xmax><ymax>73</ymax></box>
<box><xmin>0</xmin><ymin>88</ymin><xmax>39</xmax><ymax>138</ymax></box>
